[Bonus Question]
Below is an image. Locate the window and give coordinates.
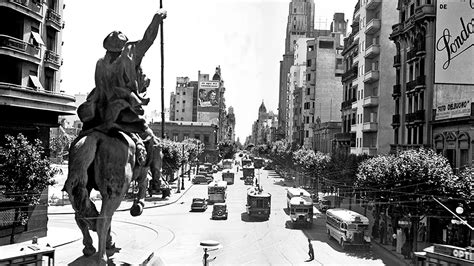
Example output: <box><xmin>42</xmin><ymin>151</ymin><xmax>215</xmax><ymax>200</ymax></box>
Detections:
<box><xmin>183</xmin><ymin>100</ymin><xmax>186</xmax><ymax>104</ymax></box>
<box><xmin>183</xmin><ymin>134</ymin><xmax>189</xmax><ymax>140</ymax></box>
<box><xmin>305</xmin><ymin>131</ymin><xmax>309</xmax><ymax>138</ymax></box>
<box><xmin>183</xmin><ymin>91</ymin><xmax>186</xmax><ymax>95</ymax></box>
<box><xmin>182</xmin><ymin>109</ymin><xmax>185</xmax><ymax>112</ymax></box>
<box><xmin>306</xmin><ymin>88</ymin><xmax>310</xmax><ymax>95</ymax></box>
<box><xmin>204</xmin><ymin>135</ymin><xmax>209</xmax><ymax>144</ymax></box>
<box><xmin>319</xmin><ymin>40</ymin><xmax>334</xmax><ymax>49</ymax></box>
<box><xmin>294</xmin><ymin>8</ymin><xmax>296</xmax><ymax>13</ymax></box>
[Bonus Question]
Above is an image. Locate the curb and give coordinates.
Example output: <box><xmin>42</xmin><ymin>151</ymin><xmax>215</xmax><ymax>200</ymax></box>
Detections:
<box><xmin>372</xmin><ymin>240</ymin><xmax>413</xmax><ymax>266</ymax></box>
<box><xmin>48</xmin><ymin>183</ymin><xmax>194</xmax><ymax>215</ymax></box>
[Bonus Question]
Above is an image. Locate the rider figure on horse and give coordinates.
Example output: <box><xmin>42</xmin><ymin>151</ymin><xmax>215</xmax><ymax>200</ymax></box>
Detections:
<box><xmin>77</xmin><ymin>9</ymin><xmax>167</xmax><ymax>165</ymax></box>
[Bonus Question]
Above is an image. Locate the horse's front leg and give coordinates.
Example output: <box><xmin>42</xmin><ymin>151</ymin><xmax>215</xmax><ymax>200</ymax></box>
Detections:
<box><xmin>96</xmin><ymin>196</ymin><xmax>122</xmax><ymax>265</ymax></box>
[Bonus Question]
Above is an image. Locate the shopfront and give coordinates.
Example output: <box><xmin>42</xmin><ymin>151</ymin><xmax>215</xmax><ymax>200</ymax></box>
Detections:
<box><xmin>415</xmin><ymin>244</ymin><xmax>474</xmax><ymax>266</ymax></box>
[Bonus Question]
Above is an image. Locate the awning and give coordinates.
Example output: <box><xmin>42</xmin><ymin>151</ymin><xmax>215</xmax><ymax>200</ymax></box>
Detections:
<box><xmin>31</xmin><ymin>32</ymin><xmax>44</xmax><ymax>46</ymax></box>
<box><xmin>29</xmin><ymin>75</ymin><xmax>44</xmax><ymax>90</ymax></box>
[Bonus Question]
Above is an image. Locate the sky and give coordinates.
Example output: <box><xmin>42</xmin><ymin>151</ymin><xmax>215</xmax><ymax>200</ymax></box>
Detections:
<box><xmin>61</xmin><ymin>0</ymin><xmax>356</xmax><ymax>142</ymax></box>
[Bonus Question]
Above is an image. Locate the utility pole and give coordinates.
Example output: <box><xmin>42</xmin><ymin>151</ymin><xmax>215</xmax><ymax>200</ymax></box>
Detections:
<box><xmin>181</xmin><ymin>144</ymin><xmax>185</xmax><ymax>190</ymax></box>
<box><xmin>160</xmin><ymin>0</ymin><xmax>165</xmax><ymax>138</ymax></box>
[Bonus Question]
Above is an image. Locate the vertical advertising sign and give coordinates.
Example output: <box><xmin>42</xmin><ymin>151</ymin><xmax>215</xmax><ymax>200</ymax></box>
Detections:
<box><xmin>197</xmin><ymin>80</ymin><xmax>220</xmax><ymax>123</ymax></box>
<box><xmin>435</xmin><ymin>0</ymin><xmax>474</xmax><ymax>84</ymax></box>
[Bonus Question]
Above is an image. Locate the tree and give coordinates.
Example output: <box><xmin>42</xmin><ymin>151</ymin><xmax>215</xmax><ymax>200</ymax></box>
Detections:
<box><xmin>355</xmin><ymin>148</ymin><xmax>459</xmax><ymax>254</ymax></box>
<box><xmin>218</xmin><ymin>140</ymin><xmax>236</xmax><ymax>160</ymax></box>
<box><xmin>183</xmin><ymin>138</ymin><xmax>204</xmax><ymax>165</ymax></box>
<box><xmin>0</xmin><ymin>134</ymin><xmax>59</xmax><ymax>205</ymax></box>
<box><xmin>160</xmin><ymin>139</ymin><xmax>186</xmax><ymax>182</ymax></box>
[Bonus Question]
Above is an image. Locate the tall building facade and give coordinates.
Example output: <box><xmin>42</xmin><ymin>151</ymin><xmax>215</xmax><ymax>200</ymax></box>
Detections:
<box><xmin>170</xmin><ymin>77</ymin><xmax>196</xmax><ymax>121</ymax></box>
<box><xmin>345</xmin><ymin>0</ymin><xmax>398</xmax><ymax>156</ymax></box>
<box><xmin>336</xmin><ymin>2</ymin><xmax>360</xmax><ymax>154</ymax></box>
<box><xmin>0</xmin><ymin>0</ymin><xmax>75</xmax><ymax>151</ymax></box>
<box><xmin>251</xmin><ymin>102</ymin><xmax>277</xmax><ymax>145</ymax></box>
<box><xmin>278</xmin><ymin>0</ymin><xmax>315</xmax><ymax>135</ymax></box>
<box><xmin>390</xmin><ymin>0</ymin><xmax>474</xmax><ymax>171</ymax></box>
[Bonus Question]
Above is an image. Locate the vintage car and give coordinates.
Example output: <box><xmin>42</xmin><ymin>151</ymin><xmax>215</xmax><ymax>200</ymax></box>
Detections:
<box><xmin>192</xmin><ymin>174</ymin><xmax>211</xmax><ymax>184</ymax></box>
<box><xmin>191</xmin><ymin>198</ymin><xmax>208</xmax><ymax>211</ymax></box>
<box><xmin>211</xmin><ymin>203</ymin><xmax>228</xmax><ymax>220</ymax></box>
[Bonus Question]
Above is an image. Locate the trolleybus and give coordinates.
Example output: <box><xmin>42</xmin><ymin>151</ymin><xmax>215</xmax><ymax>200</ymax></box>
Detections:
<box><xmin>246</xmin><ymin>186</ymin><xmax>271</xmax><ymax>219</ymax></box>
<box><xmin>326</xmin><ymin>208</ymin><xmax>371</xmax><ymax>250</ymax></box>
<box><xmin>207</xmin><ymin>181</ymin><xmax>227</xmax><ymax>204</ymax></box>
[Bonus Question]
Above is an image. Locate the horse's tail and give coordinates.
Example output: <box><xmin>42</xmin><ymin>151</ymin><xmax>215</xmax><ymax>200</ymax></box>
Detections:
<box><xmin>63</xmin><ymin>133</ymin><xmax>100</xmax><ymax>219</ymax></box>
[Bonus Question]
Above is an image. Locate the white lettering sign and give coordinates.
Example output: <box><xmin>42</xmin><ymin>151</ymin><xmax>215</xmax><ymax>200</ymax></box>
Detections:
<box><xmin>199</xmin><ymin>81</ymin><xmax>220</xmax><ymax>89</ymax></box>
<box><xmin>435</xmin><ymin>0</ymin><xmax>474</xmax><ymax>84</ymax></box>
<box><xmin>436</xmin><ymin>99</ymin><xmax>472</xmax><ymax>120</ymax></box>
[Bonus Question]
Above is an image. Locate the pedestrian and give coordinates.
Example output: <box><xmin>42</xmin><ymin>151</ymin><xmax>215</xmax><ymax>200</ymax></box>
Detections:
<box><xmin>307</xmin><ymin>239</ymin><xmax>314</xmax><ymax>261</ymax></box>
<box><xmin>203</xmin><ymin>248</ymin><xmax>216</xmax><ymax>266</ymax></box>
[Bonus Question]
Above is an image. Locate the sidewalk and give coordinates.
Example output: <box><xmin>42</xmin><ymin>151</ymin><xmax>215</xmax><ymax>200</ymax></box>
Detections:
<box><xmin>372</xmin><ymin>239</ymin><xmax>414</xmax><ymax>266</ymax></box>
<box><xmin>45</xmin><ymin>177</ymin><xmax>194</xmax><ymax>247</ymax></box>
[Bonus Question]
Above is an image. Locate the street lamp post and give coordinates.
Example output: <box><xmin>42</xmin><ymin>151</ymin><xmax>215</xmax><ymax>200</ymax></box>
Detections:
<box><xmin>181</xmin><ymin>144</ymin><xmax>185</xmax><ymax>190</ymax></box>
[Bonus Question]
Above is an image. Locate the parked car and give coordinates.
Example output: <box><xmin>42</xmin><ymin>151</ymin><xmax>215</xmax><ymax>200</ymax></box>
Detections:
<box><xmin>193</xmin><ymin>174</ymin><xmax>211</xmax><ymax>184</ymax></box>
<box><xmin>211</xmin><ymin>203</ymin><xmax>228</xmax><ymax>220</ymax></box>
<box><xmin>191</xmin><ymin>198</ymin><xmax>207</xmax><ymax>211</ymax></box>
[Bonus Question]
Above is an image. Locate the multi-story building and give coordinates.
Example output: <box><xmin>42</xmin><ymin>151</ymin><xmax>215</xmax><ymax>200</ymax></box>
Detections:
<box><xmin>278</xmin><ymin>0</ymin><xmax>315</xmax><ymax>135</ymax></box>
<box><xmin>149</xmin><ymin>121</ymin><xmax>219</xmax><ymax>163</ymax></box>
<box><xmin>0</xmin><ymin>0</ymin><xmax>75</xmax><ymax>151</ymax></box>
<box><xmin>286</xmin><ymin>38</ymin><xmax>310</xmax><ymax>145</ymax></box>
<box><xmin>390</xmin><ymin>0</ymin><xmax>474</xmax><ymax>171</ymax></box>
<box><xmin>170</xmin><ymin>77</ymin><xmax>196</xmax><ymax>122</ymax></box>
<box><xmin>292</xmin><ymin>86</ymin><xmax>303</xmax><ymax>147</ymax></box>
<box><xmin>223</xmin><ymin>106</ymin><xmax>236</xmax><ymax>143</ymax></box>
<box><xmin>306</xmin><ymin>34</ymin><xmax>345</xmax><ymax>150</ymax></box>
<box><xmin>313</xmin><ymin>121</ymin><xmax>342</xmax><ymax>153</ymax></box>
<box><xmin>336</xmin><ymin>2</ymin><xmax>360</xmax><ymax>154</ymax></box>
<box><xmin>0</xmin><ymin>0</ymin><xmax>75</xmax><ymax>245</ymax></box>
<box><xmin>346</xmin><ymin>0</ymin><xmax>398</xmax><ymax>156</ymax></box>
<box><xmin>250</xmin><ymin>102</ymin><xmax>277</xmax><ymax>146</ymax></box>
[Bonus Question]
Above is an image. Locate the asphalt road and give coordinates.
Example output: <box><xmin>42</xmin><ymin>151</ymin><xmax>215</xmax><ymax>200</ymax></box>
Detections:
<box><xmin>137</xmin><ymin>167</ymin><xmax>400</xmax><ymax>265</ymax></box>
<box><xmin>51</xmin><ymin>165</ymin><xmax>402</xmax><ymax>265</ymax></box>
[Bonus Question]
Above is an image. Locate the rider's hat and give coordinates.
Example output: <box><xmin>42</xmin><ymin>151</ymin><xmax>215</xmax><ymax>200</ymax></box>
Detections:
<box><xmin>103</xmin><ymin>31</ymin><xmax>128</xmax><ymax>52</ymax></box>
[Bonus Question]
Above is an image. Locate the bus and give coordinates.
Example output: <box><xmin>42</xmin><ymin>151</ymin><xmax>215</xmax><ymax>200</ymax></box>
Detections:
<box><xmin>241</xmin><ymin>158</ymin><xmax>253</xmax><ymax>167</ymax></box>
<box><xmin>243</xmin><ymin>165</ymin><xmax>255</xmax><ymax>185</ymax></box>
<box><xmin>222</xmin><ymin>159</ymin><xmax>234</xmax><ymax>170</ymax></box>
<box><xmin>207</xmin><ymin>181</ymin><xmax>227</xmax><ymax>204</ymax></box>
<box><xmin>326</xmin><ymin>208</ymin><xmax>371</xmax><ymax>250</ymax></box>
<box><xmin>286</xmin><ymin>187</ymin><xmax>311</xmax><ymax>209</ymax></box>
<box><xmin>254</xmin><ymin>157</ymin><xmax>265</xmax><ymax>169</ymax></box>
<box><xmin>288</xmin><ymin>194</ymin><xmax>314</xmax><ymax>228</ymax></box>
<box><xmin>222</xmin><ymin>170</ymin><xmax>235</xmax><ymax>185</ymax></box>
<box><xmin>246</xmin><ymin>186</ymin><xmax>271</xmax><ymax>220</ymax></box>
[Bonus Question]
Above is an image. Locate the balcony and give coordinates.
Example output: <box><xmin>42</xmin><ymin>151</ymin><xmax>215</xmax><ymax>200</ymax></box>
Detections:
<box><xmin>392</xmin><ymin>114</ymin><xmax>400</xmax><ymax>125</ymax></box>
<box><xmin>393</xmin><ymin>84</ymin><xmax>401</xmax><ymax>96</ymax></box>
<box><xmin>362</xmin><ymin>96</ymin><xmax>379</xmax><ymax>107</ymax></box>
<box><xmin>407</xmin><ymin>48</ymin><xmax>418</xmax><ymax>62</ymax></box>
<box><xmin>406</xmin><ymin>80</ymin><xmax>417</xmax><ymax>92</ymax></box>
<box><xmin>391</xmin><ymin>23</ymin><xmax>403</xmax><ymax>37</ymax></box>
<box><xmin>365</xmin><ymin>44</ymin><xmax>380</xmax><ymax>59</ymax></box>
<box><xmin>350</xmin><ymin>124</ymin><xmax>357</xmax><ymax>133</ymax></box>
<box><xmin>362</xmin><ymin>147</ymin><xmax>377</xmax><ymax>156</ymax></box>
<box><xmin>354</xmin><ymin>1</ymin><xmax>360</xmax><ymax>19</ymax></box>
<box><xmin>342</xmin><ymin>66</ymin><xmax>357</xmax><ymax>82</ymax></box>
<box><xmin>0</xmin><ymin>34</ymin><xmax>41</xmax><ymax>64</ymax></box>
<box><xmin>46</xmin><ymin>9</ymin><xmax>62</xmax><ymax>31</ymax></box>
<box><xmin>44</xmin><ymin>50</ymin><xmax>61</xmax><ymax>70</ymax></box>
<box><xmin>405</xmin><ymin>110</ymin><xmax>425</xmax><ymax>123</ymax></box>
<box><xmin>415</xmin><ymin>75</ymin><xmax>426</xmax><ymax>89</ymax></box>
<box><xmin>363</xmin><ymin>70</ymin><xmax>379</xmax><ymax>83</ymax></box>
<box><xmin>2</xmin><ymin>0</ymin><xmax>44</xmax><ymax>21</ymax></box>
<box><xmin>362</xmin><ymin>122</ymin><xmax>378</xmax><ymax>132</ymax></box>
<box><xmin>393</xmin><ymin>54</ymin><xmax>401</xmax><ymax>67</ymax></box>
<box><xmin>334</xmin><ymin>132</ymin><xmax>355</xmax><ymax>142</ymax></box>
<box><xmin>366</xmin><ymin>0</ymin><xmax>381</xmax><ymax>10</ymax></box>
<box><xmin>352</xmin><ymin>100</ymin><xmax>358</xmax><ymax>110</ymax></box>
<box><xmin>365</xmin><ymin>19</ymin><xmax>381</xmax><ymax>34</ymax></box>
<box><xmin>0</xmin><ymin>82</ymin><xmax>76</xmax><ymax>115</ymax></box>
<box><xmin>415</xmin><ymin>4</ymin><xmax>435</xmax><ymax>22</ymax></box>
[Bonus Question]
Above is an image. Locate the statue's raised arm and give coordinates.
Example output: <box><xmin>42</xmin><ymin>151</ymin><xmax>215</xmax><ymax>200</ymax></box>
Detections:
<box><xmin>135</xmin><ymin>9</ymin><xmax>167</xmax><ymax>64</ymax></box>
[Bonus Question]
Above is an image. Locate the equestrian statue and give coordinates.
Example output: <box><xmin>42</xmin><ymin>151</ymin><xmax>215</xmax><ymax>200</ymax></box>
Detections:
<box><xmin>62</xmin><ymin>9</ymin><xmax>167</xmax><ymax>264</ymax></box>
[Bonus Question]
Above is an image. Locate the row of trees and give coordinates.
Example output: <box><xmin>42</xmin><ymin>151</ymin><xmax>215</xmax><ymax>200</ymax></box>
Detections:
<box><xmin>253</xmin><ymin>141</ymin><xmax>473</xmax><ymax>222</ymax></box>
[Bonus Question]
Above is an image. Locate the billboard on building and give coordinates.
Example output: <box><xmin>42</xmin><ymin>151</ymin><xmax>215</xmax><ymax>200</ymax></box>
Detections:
<box><xmin>435</xmin><ymin>0</ymin><xmax>474</xmax><ymax>84</ymax></box>
<box><xmin>198</xmin><ymin>111</ymin><xmax>219</xmax><ymax>125</ymax></box>
<box><xmin>198</xmin><ymin>81</ymin><xmax>220</xmax><ymax>109</ymax></box>
<box><xmin>435</xmin><ymin>99</ymin><xmax>472</xmax><ymax>120</ymax></box>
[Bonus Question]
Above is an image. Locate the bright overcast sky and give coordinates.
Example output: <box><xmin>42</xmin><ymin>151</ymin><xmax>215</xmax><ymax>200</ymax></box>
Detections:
<box><xmin>61</xmin><ymin>0</ymin><xmax>356</xmax><ymax>142</ymax></box>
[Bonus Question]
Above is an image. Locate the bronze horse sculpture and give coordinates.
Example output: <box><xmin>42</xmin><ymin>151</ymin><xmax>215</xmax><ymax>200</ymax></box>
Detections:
<box><xmin>63</xmin><ymin>130</ymin><xmax>162</xmax><ymax>263</ymax></box>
